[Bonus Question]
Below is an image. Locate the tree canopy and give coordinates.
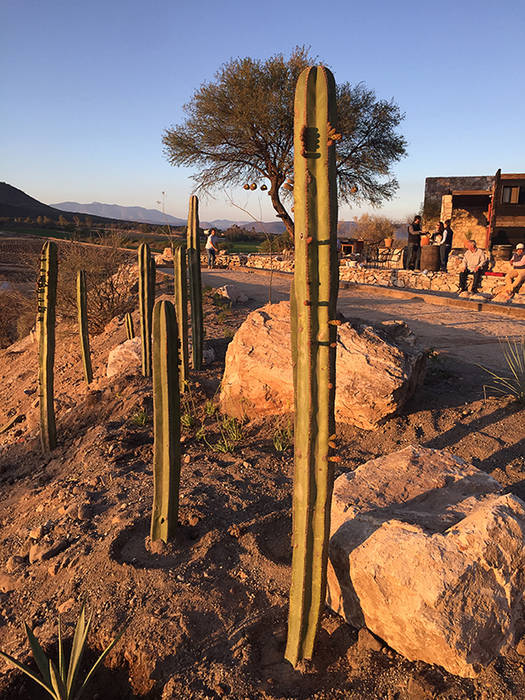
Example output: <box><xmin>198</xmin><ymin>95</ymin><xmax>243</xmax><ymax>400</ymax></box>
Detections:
<box><xmin>162</xmin><ymin>47</ymin><xmax>407</xmax><ymax>237</ymax></box>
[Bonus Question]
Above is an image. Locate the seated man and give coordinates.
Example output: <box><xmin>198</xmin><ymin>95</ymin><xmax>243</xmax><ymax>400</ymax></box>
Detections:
<box><xmin>503</xmin><ymin>243</ymin><xmax>525</xmax><ymax>296</ymax></box>
<box><xmin>458</xmin><ymin>240</ymin><xmax>488</xmax><ymax>294</ymax></box>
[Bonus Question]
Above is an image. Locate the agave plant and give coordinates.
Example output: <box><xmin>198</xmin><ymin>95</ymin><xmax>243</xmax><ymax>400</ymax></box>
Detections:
<box><xmin>0</xmin><ymin>606</ymin><xmax>125</xmax><ymax>700</ymax></box>
<box><xmin>479</xmin><ymin>336</ymin><xmax>525</xmax><ymax>404</ymax></box>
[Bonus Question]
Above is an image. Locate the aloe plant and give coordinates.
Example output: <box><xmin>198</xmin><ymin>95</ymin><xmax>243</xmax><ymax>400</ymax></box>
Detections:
<box><xmin>37</xmin><ymin>240</ymin><xmax>58</xmax><ymax>451</ymax></box>
<box><xmin>76</xmin><ymin>270</ymin><xmax>93</xmax><ymax>384</ymax></box>
<box><xmin>0</xmin><ymin>606</ymin><xmax>125</xmax><ymax>700</ymax></box>
<box><xmin>285</xmin><ymin>65</ymin><xmax>339</xmax><ymax>667</ymax></box>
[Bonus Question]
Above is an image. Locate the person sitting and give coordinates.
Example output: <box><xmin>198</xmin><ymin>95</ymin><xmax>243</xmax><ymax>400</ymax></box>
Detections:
<box><xmin>458</xmin><ymin>240</ymin><xmax>488</xmax><ymax>294</ymax></box>
<box><xmin>405</xmin><ymin>215</ymin><xmax>422</xmax><ymax>270</ymax></box>
<box><xmin>440</xmin><ymin>219</ymin><xmax>453</xmax><ymax>271</ymax></box>
<box><xmin>503</xmin><ymin>243</ymin><xmax>525</xmax><ymax>297</ymax></box>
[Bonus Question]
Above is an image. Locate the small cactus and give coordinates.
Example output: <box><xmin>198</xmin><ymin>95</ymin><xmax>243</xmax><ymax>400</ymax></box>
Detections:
<box><xmin>125</xmin><ymin>312</ymin><xmax>135</xmax><ymax>340</ymax></box>
<box><xmin>138</xmin><ymin>243</ymin><xmax>155</xmax><ymax>377</ymax></box>
<box><xmin>173</xmin><ymin>244</ymin><xmax>189</xmax><ymax>392</ymax></box>
<box><xmin>37</xmin><ymin>241</ymin><xmax>58</xmax><ymax>452</ymax></box>
<box><xmin>150</xmin><ymin>300</ymin><xmax>181</xmax><ymax>542</ymax></box>
<box><xmin>285</xmin><ymin>65</ymin><xmax>339</xmax><ymax>667</ymax></box>
<box><xmin>187</xmin><ymin>196</ymin><xmax>203</xmax><ymax>370</ymax></box>
<box><xmin>77</xmin><ymin>269</ymin><xmax>93</xmax><ymax>384</ymax></box>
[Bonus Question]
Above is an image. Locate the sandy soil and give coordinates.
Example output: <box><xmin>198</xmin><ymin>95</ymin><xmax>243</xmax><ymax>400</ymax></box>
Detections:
<box><xmin>0</xmin><ymin>271</ymin><xmax>524</xmax><ymax>699</ymax></box>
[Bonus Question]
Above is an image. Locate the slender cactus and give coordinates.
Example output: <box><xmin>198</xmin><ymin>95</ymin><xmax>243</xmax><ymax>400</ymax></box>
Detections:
<box><xmin>187</xmin><ymin>195</ymin><xmax>203</xmax><ymax>370</ymax></box>
<box><xmin>37</xmin><ymin>240</ymin><xmax>58</xmax><ymax>452</ymax></box>
<box><xmin>285</xmin><ymin>66</ymin><xmax>339</xmax><ymax>667</ymax></box>
<box><xmin>76</xmin><ymin>270</ymin><xmax>93</xmax><ymax>384</ymax></box>
<box><xmin>125</xmin><ymin>312</ymin><xmax>135</xmax><ymax>340</ymax></box>
<box><xmin>150</xmin><ymin>300</ymin><xmax>181</xmax><ymax>542</ymax></box>
<box><xmin>173</xmin><ymin>244</ymin><xmax>189</xmax><ymax>391</ymax></box>
<box><xmin>138</xmin><ymin>243</ymin><xmax>155</xmax><ymax>377</ymax></box>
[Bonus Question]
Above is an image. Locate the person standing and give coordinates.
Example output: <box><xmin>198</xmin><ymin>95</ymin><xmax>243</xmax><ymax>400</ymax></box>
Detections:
<box><xmin>458</xmin><ymin>240</ymin><xmax>487</xmax><ymax>294</ymax></box>
<box><xmin>405</xmin><ymin>215</ymin><xmax>422</xmax><ymax>270</ymax></box>
<box><xmin>205</xmin><ymin>228</ymin><xmax>219</xmax><ymax>269</ymax></box>
<box><xmin>440</xmin><ymin>219</ymin><xmax>454</xmax><ymax>272</ymax></box>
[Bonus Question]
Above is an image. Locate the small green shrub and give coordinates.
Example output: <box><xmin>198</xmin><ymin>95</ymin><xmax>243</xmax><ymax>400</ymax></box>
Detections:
<box><xmin>129</xmin><ymin>409</ymin><xmax>149</xmax><ymax>427</ymax></box>
<box><xmin>0</xmin><ymin>606</ymin><xmax>125</xmax><ymax>700</ymax></box>
<box><xmin>273</xmin><ymin>423</ymin><xmax>293</xmax><ymax>453</ymax></box>
<box><xmin>479</xmin><ymin>336</ymin><xmax>525</xmax><ymax>404</ymax></box>
<box><xmin>205</xmin><ymin>416</ymin><xmax>244</xmax><ymax>453</ymax></box>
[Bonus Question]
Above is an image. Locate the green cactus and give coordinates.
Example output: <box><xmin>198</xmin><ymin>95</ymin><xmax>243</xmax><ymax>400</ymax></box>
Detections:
<box><xmin>285</xmin><ymin>66</ymin><xmax>339</xmax><ymax>667</ymax></box>
<box><xmin>150</xmin><ymin>299</ymin><xmax>181</xmax><ymax>542</ymax></box>
<box><xmin>37</xmin><ymin>240</ymin><xmax>58</xmax><ymax>452</ymax></box>
<box><xmin>138</xmin><ymin>243</ymin><xmax>156</xmax><ymax>377</ymax></box>
<box><xmin>76</xmin><ymin>270</ymin><xmax>93</xmax><ymax>384</ymax></box>
<box><xmin>125</xmin><ymin>312</ymin><xmax>135</xmax><ymax>340</ymax></box>
<box><xmin>187</xmin><ymin>195</ymin><xmax>203</xmax><ymax>370</ymax></box>
<box><xmin>173</xmin><ymin>244</ymin><xmax>189</xmax><ymax>391</ymax></box>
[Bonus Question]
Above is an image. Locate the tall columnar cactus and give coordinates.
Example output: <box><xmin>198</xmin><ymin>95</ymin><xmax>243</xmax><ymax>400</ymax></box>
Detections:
<box><xmin>285</xmin><ymin>66</ymin><xmax>339</xmax><ymax>667</ymax></box>
<box><xmin>76</xmin><ymin>270</ymin><xmax>93</xmax><ymax>384</ymax></box>
<box><xmin>37</xmin><ymin>240</ymin><xmax>58</xmax><ymax>452</ymax></box>
<box><xmin>187</xmin><ymin>195</ymin><xmax>203</xmax><ymax>370</ymax></box>
<box><xmin>150</xmin><ymin>299</ymin><xmax>181</xmax><ymax>542</ymax></box>
<box><xmin>173</xmin><ymin>244</ymin><xmax>189</xmax><ymax>391</ymax></box>
<box><xmin>138</xmin><ymin>243</ymin><xmax>155</xmax><ymax>377</ymax></box>
<box><xmin>125</xmin><ymin>312</ymin><xmax>135</xmax><ymax>340</ymax></box>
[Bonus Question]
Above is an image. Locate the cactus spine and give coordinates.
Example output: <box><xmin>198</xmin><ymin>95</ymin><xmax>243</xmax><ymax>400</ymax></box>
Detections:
<box><xmin>173</xmin><ymin>244</ymin><xmax>189</xmax><ymax>391</ymax></box>
<box><xmin>76</xmin><ymin>270</ymin><xmax>93</xmax><ymax>384</ymax></box>
<box><xmin>187</xmin><ymin>195</ymin><xmax>203</xmax><ymax>370</ymax></box>
<box><xmin>285</xmin><ymin>66</ymin><xmax>339</xmax><ymax>667</ymax></box>
<box><xmin>138</xmin><ymin>243</ymin><xmax>155</xmax><ymax>377</ymax></box>
<box><xmin>125</xmin><ymin>312</ymin><xmax>135</xmax><ymax>340</ymax></box>
<box><xmin>37</xmin><ymin>241</ymin><xmax>58</xmax><ymax>452</ymax></box>
<box><xmin>150</xmin><ymin>299</ymin><xmax>181</xmax><ymax>542</ymax></box>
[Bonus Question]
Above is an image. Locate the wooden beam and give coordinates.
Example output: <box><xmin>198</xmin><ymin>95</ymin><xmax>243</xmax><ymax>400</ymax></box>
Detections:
<box><xmin>452</xmin><ymin>189</ymin><xmax>491</xmax><ymax>196</ymax></box>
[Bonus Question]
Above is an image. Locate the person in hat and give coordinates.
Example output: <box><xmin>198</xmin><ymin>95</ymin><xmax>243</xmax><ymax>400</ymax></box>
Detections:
<box><xmin>503</xmin><ymin>242</ymin><xmax>525</xmax><ymax>296</ymax></box>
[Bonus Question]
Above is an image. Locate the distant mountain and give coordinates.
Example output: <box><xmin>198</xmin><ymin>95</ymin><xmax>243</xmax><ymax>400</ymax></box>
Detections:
<box><xmin>53</xmin><ymin>201</ymin><xmax>187</xmax><ymax>226</ymax></box>
<box><xmin>0</xmin><ymin>182</ymin><xmax>69</xmax><ymax>220</ymax></box>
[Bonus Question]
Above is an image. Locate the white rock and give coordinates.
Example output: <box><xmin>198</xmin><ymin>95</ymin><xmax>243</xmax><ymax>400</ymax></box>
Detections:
<box><xmin>107</xmin><ymin>337</ymin><xmax>142</xmax><ymax>378</ymax></box>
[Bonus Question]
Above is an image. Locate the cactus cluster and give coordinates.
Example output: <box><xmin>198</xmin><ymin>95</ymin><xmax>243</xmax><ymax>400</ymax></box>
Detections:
<box><xmin>285</xmin><ymin>65</ymin><xmax>339</xmax><ymax>667</ymax></box>
<box><xmin>37</xmin><ymin>240</ymin><xmax>58</xmax><ymax>452</ymax></box>
<box><xmin>150</xmin><ymin>300</ymin><xmax>181</xmax><ymax>542</ymax></box>
<box><xmin>187</xmin><ymin>196</ymin><xmax>203</xmax><ymax>370</ymax></box>
<box><xmin>138</xmin><ymin>243</ymin><xmax>156</xmax><ymax>377</ymax></box>
<box><xmin>77</xmin><ymin>269</ymin><xmax>93</xmax><ymax>384</ymax></box>
<box><xmin>173</xmin><ymin>244</ymin><xmax>189</xmax><ymax>391</ymax></box>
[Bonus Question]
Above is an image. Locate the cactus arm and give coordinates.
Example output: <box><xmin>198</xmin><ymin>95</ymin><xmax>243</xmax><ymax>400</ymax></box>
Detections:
<box><xmin>173</xmin><ymin>244</ymin><xmax>189</xmax><ymax>391</ymax></box>
<box><xmin>125</xmin><ymin>312</ymin><xmax>135</xmax><ymax>340</ymax></box>
<box><xmin>285</xmin><ymin>65</ymin><xmax>339</xmax><ymax>667</ymax></box>
<box><xmin>187</xmin><ymin>195</ymin><xmax>203</xmax><ymax>370</ymax></box>
<box><xmin>150</xmin><ymin>300</ymin><xmax>181</xmax><ymax>542</ymax></box>
<box><xmin>138</xmin><ymin>243</ymin><xmax>154</xmax><ymax>377</ymax></box>
<box><xmin>76</xmin><ymin>270</ymin><xmax>93</xmax><ymax>384</ymax></box>
<box><xmin>37</xmin><ymin>240</ymin><xmax>58</xmax><ymax>452</ymax></box>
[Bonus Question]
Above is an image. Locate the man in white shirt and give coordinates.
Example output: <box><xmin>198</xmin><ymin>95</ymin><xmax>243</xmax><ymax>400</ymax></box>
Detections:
<box><xmin>205</xmin><ymin>228</ymin><xmax>219</xmax><ymax>269</ymax></box>
<box><xmin>458</xmin><ymin>240</ymin><xmax>488</xmax><ymax>294</ymax></box>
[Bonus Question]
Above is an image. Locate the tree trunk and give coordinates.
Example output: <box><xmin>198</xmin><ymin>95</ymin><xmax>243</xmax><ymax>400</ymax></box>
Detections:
<box><xmin>269</xmin><ymin>179</ymin><xmax>294</xmax><ymax>240</ymax></box>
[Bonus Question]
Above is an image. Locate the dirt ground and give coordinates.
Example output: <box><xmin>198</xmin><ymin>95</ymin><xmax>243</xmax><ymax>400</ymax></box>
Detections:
<box><xmin>0</xmin><ymin>269</ymin><xmax>524</xmax><ymax>699</ymax></box>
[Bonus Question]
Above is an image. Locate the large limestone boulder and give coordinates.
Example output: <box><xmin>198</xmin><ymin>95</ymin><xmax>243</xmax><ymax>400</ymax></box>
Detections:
<box><xmin>327</xmin><ymin>446</ymin><xmax>525</xmax><ymax>677</ymax></box>
<box><xmin>107</xmin><ymin>337</ymin><xmax>141</xmax><ymax>378</ymax></box>
<box><xmin>219</xmin><ymin>302</ymin><xmax>426</xmax><ymax>429</ymax></box>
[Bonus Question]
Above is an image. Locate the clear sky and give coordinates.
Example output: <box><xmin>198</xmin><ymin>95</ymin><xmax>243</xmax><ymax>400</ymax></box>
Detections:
<box><xmin>2</xmin><ymin>0</ymin><xmax>525</xmax><ymax>223</ymax></box>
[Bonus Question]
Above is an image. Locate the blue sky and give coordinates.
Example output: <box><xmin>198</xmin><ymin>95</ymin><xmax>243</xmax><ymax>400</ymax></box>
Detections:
<box><xmin>2</xmin><ymin>0</ymin><xmax>525</xmax><ymax>223</ymax></box>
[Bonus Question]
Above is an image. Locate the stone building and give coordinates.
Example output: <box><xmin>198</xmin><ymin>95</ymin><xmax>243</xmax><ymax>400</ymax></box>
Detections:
<box><xmin>423</xmin><ymin>170</ymin><xmax>525</xmax><ymax>248</ymax></box>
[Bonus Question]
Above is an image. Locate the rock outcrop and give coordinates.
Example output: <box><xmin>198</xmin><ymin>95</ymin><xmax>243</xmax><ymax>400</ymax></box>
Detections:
<box><xmin>327</xmin><ymin>446</ymin><xmax>525</xmax><ymax>677</ymax></box>
<box><xmin>107</xmin><ymin>337</ymin><xmax>141</xmax><ymax>378</ymax></box>
<box><xmin>219</xmin><ymin>302</ymin><xmax>426</xmax><ymax>429</ymax></box>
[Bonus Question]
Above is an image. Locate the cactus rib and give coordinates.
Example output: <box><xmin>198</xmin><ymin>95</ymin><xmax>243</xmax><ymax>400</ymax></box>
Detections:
<box><xmin>285</xmin><ymin>65</ymin><xmax>339</xmax><ymax>667</ymax></box>
<box><xmin>37</xmin><ymin>240</ymin><xmax>58</xmax><ymax>452</ymax></box>
<box><xmin>150</xmin><ymin>300</ymin><xmax>181</xmax><ymax>542</ymax></box>
<box><xmin>76</xmin><ymin>270</ymin><xmax>93</xmax><ymax>384</ymax></box>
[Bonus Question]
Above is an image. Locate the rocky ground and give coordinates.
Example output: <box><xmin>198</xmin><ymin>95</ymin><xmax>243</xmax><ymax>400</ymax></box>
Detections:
<box><xmin>0</xmin><ymin>272</ymin><xmax>524</xmax><ymax>699</ymax></box>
